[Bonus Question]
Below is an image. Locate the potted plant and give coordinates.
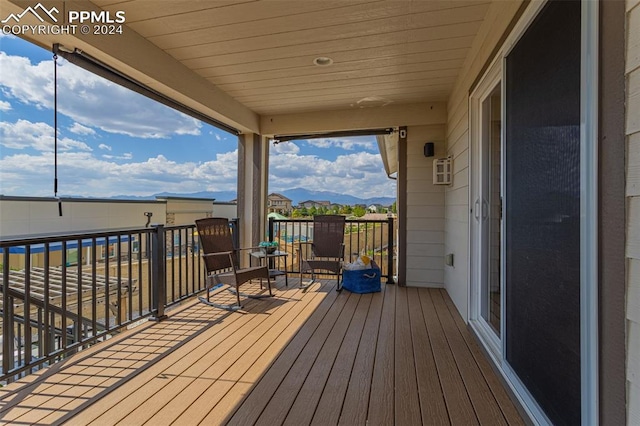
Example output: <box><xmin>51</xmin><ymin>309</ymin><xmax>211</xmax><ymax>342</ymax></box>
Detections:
<box><xmin>259</xmin><ymin>240</ymin><xmax>279</xmax><ymax>254</ymax></box>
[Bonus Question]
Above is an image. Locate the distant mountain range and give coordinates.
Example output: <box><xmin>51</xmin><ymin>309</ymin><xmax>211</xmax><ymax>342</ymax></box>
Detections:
<box><xmin>279</xmin><ymin>188</ymin><xmax>395</xmax><ymax>206</ymax></box>
<box><xmin>111</xmin><ymin>187</ymin><xmax>395</xmax><ymax>206</ymax></box>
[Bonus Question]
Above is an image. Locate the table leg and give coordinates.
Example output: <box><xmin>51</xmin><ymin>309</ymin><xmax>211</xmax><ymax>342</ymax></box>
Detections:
<box><xmin>284</xmin><ymin>255</ymin><xmax>288</xmax><ymax>287</ymax></box>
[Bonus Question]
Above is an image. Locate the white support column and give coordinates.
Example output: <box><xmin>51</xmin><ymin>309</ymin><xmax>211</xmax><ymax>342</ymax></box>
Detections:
<box><xmin>237</xmin><ymin>133</ymin><xmax>269</xmax><ymax>266</ymax></box>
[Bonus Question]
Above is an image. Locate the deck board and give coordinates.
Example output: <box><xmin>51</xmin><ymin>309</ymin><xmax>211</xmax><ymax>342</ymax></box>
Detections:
<box><xmin>406</xmin><ymin>287</ymin><xmax>449</xmax><ymax>425</ymax></box>
<box><xmin>225</xmin><ymin>281</ymin><xmax>343</xmax><ymax>425</ymax></box>
<box><xmin>335</xmin><ymin>283</ymin><xmax>384</xmax><ymax>426</ymax></box>
<box><xmin>150</xmin><ymin>282</ymin><xmax>328</xmax><ymax>425</ymax></box>
<box><xmin>310</xmin><ymin>293</ymin><xmax>372</xmax><ymax>426</ymax></box>
<box><xmin>366</xmin><ymin>282</ymin><xmax>396</xmax><ymax>425</ymax></box>
<box><xmin>441</xmin><ymin>290</ymin><xmax>526</xmax><ymax>426</ymax></box>
<box><xmin>395</xmin><ymin>285</ymin><xmax>422</xmax><ymax>425</ymax></box>
<box><xmin>197</xmin><ymin>282</ymin><xmax>334</xmax><ymax>425</ymax></box>
<box><xmin>0</xmin><ymin>280</ymin><xmax>524</xmax><ymax>425</ymax></box>
<box><xmin>281</xmin><ymin>292</ymin><xmax>360</xmax><ymax>425</ymax></box>
<box><xmin>431</xmin><ymin>290</ymin><xmax>507</xmax><ymax>425</ymax></box>
<box><xmin>420</xmin><ymin>288</ymin><xmax>479</xmax><ymax>425</ymax></box>
<box><xmin>251</xmin><ymin>285</ymin><xmax>351</xmax><ymax>426</ymax></box>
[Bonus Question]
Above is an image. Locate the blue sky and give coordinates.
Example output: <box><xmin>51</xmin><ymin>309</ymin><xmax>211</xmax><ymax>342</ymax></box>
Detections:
<box><xmin>0</xmin><ymin>34</ymin><xmax>396</xmax><ymax>200</ymax></box>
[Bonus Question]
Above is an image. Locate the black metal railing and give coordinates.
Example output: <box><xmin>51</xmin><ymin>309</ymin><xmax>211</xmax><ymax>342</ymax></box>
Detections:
<box><xmin>0</xmin><ymin>219</ymin><xmax>240</xmax><ymax>383</ymax></box>
<box><xmin>267</xmin><ymin>217</ymin><xmax>395</xmax><ymax>283</ymax></box>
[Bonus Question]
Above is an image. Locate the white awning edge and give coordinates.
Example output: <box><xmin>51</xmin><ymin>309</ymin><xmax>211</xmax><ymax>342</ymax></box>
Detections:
<box><xmin>376</xmin><ymin>132</ymin><xmax>398</xmax><ymax>178</ymax></box>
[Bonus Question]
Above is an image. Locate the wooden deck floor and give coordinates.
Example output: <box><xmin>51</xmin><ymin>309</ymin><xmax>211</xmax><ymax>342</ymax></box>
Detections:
<box><xmin>0</xmin><ymin>278</ymin><xmax>524</xmax><ymax>425</ymax></box>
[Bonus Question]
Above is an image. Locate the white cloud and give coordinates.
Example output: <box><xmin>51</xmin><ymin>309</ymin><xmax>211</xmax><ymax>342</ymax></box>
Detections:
<box><xmin>102</xmin><ymin>152</ymin><xmax>132</xmax><ymax>160</ymax></box>
<box><xmin>305</xmin><ymin>136</ymin><xmax>377</xmax><ymax>151</ymax></box>
<box><xmin>0</xmin><ymin>52</ymin><xmax>202</xmax><ymax>139</ymax></box>
<box><xmin>0</xmin><ymin>149</ymin><xmax>240</xmax><ymax>197</ymax></box>
<box><xmin>0</xmin><ymin>139</ymin><xmax>396</xmax><ymax>198</ymax></box>
<box><xmin>69</xmin><ymin>122</ymin><xmax>96</xmax><ymax>136</ymax></box>
<box><xmin>268</xmin><ymin>150</ymin><xmax>395</xmax><ymax>198</ymax></box>
<box><xmin>0</xmin><ymin>119</ymin><xmax>92</xmax><ymax>152</ymax></box>
<box><xmin>0</xmin><ymin>100</ymin><xmax>11</xmax><ymax>111</ymax></box>
<box><xmin>271</xmin><ymin>141</ymin><xmax>300</xmax><ymax>155</ymax></box>
<box><xmin>0</xmin><ymin>50</ymin><xmax>393</xmax><ymax>199</ymax></box>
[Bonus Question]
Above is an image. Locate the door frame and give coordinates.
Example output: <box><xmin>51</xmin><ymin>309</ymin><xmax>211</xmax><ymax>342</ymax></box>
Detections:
<box><xmin>468</xmin><ymin>57</ymin><xmax>503</xmax><ymax>363</ymax></box>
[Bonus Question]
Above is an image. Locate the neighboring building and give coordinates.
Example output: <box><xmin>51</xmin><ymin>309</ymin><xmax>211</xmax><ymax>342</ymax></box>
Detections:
<box><xmin>297</xmin><ymin>200</ymin><xmax>330</xmax><ymax>209</ymax></box>
<box><xmin>367</xmin><ymin>204</ymin><xmax>387</xmax><ymax>213</ymax></box>
<box><xmin>267</xmin><ymin>193</ymin><xmax>292</xmax><ymax>215</ymax></box>
<box><xmin>156</xmin><ymin>197</ymin><xmax>236</xmax><ymax>225</ymax></box>
<box><xmin>0</xmin><ymin>196</ymin><xmax>236</xmax><ymax>270</ymax></box>
<box><xmin>0</xmin><ymin>195</ymin><xmax>235</xmax><ymax>238</ymax></box>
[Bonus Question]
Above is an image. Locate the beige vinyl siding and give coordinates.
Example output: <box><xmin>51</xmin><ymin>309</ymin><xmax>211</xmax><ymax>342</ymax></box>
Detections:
<box><xmin>405</xmin><ymin>125</ymin><xmax>446</xmax><ymax>287</ymax></box>
<box><xmin>627</xmin><ymin>1</ymin><xmax>640</xmax><ymax>423</ymax></box>
<box><xmin>443</xmin><ymin>1</ymin><xmax>523</xmax><ymax>320</ymax></box>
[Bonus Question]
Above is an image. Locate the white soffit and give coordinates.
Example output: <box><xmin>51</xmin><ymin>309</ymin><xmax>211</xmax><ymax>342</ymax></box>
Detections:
<box><xmin>3</xmin><ymin>0</ymin><xmax>491</xmax><ymax>126</ymax></box>
<box><xmin>91</xmin><ymin>0</ymin><xmax>491</xmax><ymax>116</ymax></box>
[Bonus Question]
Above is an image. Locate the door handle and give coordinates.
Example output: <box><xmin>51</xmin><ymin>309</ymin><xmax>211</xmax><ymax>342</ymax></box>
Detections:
<box><xmin>482</xmin><ymin>199</ymin><xmax>489</xmax><ymax>220</ymax></box>
<box><xmin>473</xmin><ymin>199</ymin><xmax>480</xmax><ymax>220</ymax></box>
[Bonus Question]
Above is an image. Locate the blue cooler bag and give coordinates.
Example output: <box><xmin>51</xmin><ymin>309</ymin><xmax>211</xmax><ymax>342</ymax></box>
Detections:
<box><xmin>341</xmin><ymin>262</ymin><xmax>381</xmax><ymax>293</ymax></box>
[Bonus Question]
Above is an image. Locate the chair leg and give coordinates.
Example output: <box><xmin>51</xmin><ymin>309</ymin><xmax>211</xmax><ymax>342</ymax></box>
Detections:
<box><xmin>267</xmin><ymin>276</ymin><xmax>273</xmax><ymax>297</ymax></box>
<box><xmin>299</xmin><ymin>268</ymin><xmax>314</xmax><ymax>289</ymax></box>
<box><xmin>235</xmin><ymin>284</ymin><xmax>242</xmax><ymax>308</ymax></box>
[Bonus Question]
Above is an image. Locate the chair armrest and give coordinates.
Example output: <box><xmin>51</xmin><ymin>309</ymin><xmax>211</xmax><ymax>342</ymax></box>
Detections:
<box><xmin>297</xmin><ymin>241</ymin><xmax>313</xmax><ymax>254</ymax></box>
<box><xmin>237</xmin><ymin>246</ymin><xmax>262</xmax><ymax>252</ymax></box>
<box><xmin>202</xmin><ymin>251</ymin><xmax>233</xmax><ymax>258</ymax></box>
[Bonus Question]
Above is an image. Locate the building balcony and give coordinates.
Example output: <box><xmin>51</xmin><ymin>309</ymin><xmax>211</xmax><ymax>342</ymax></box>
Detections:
<box><xmin>0</xmin><ymin>219</ymin><xmax>523</xmax><ymax>424</ymax></box>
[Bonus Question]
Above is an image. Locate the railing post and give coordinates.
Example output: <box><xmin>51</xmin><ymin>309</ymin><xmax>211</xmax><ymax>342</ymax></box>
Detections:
<box><xmin>386</xmin><ymin>216</ymin><xmax>395</xmax><ymax>284</ymax></box>
<box><xmin>151</xmin><ymin>225</ymin><xmax>167</xmax><ymax>321</ymax></box>
<box><xmin>2</xmin><ymin>248</ymin><xmax>13</xmax><ymax>379</ymax></box>
<box><xmin>230</xmin><ymin>218</ymin><xmax>240</xmax><ymax>251</ymax></box>
<box><xmin>268</xmin><ymin>217</ymin><xmax>274</xmax><ymax>242</ymax></box>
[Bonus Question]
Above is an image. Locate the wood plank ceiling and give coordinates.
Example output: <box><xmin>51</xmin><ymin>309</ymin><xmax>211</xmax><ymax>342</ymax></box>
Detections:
<box><xmin>90</xmin><ymin>0</ymin><xmax>490</xmax><ymax>116</ymax></box>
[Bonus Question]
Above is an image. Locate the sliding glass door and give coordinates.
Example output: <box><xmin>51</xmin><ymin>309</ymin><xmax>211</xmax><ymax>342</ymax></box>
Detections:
<box><xmin>470</xmin><ymin>1</ymin><xmax>595</xmax><ymax>424</ymax></box>
<box><xmin>504</xmin><ymin>1</ymin><xmax>582</xmax><ymax>424</ymax></box>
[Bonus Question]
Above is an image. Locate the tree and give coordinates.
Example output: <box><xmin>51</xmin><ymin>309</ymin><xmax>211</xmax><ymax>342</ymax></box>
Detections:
<box><xmin>353</xmin><ymin>205</ymin><xmax>366</xmax><ymax>217</ymax></box>
<box><xmin>391</xmin><ymin>201</ymin><xmax>397</xmax><ymax>213</ymax></box>
<box><xmin>291</xmin><ymin>208</ymin><xmax>302</xmax><ymax>218</ymax></box>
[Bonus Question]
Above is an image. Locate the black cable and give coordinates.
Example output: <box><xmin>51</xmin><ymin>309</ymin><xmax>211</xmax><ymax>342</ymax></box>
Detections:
<box><xmin>53</xmin><ymin>47</ymin><xmax>62</xmax><ymax>216</ymax></box>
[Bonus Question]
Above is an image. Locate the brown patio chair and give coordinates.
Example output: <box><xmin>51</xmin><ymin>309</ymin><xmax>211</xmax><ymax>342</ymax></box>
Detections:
<box><xmin>196</xmin><ymin>217</ymin><xmax>272</xmax><ymax>311</ymax></box>
<box><xmin>298</xmin><ymin>215</ymin><xmax>346</xmax><ymax>289</ymax></box>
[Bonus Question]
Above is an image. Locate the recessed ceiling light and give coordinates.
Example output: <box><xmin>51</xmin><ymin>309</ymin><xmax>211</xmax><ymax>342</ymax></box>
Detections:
<box><xmin>353</xmin><ymin>96</ymin><xmax>393</xmax><ymax>108</ymax></box>
<box><xmin>313</xmin><ymin>56</ymin><xmax>333</xmax><ymax>66</ymax></box>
